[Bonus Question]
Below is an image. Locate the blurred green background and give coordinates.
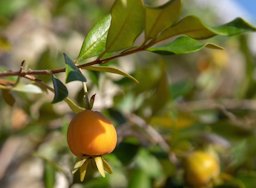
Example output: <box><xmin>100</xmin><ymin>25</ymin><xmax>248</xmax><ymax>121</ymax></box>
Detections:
<box><xmin>1</xmin><ymin>0</ymin><xmax>256</xmax><ymax>187</ymax></box>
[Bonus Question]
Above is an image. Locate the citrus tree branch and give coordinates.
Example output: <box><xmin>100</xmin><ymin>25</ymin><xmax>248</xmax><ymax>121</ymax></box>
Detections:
<box><xmin>0</xmin><ymin>45</ymin><xmax>148</xmax><ymax>78</ymax></box>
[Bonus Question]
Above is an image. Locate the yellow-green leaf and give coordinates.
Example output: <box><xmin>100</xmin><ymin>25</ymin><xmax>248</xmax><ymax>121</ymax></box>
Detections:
<box><xmin>106</xmin><ymin>0</ymin><xmax>144</xmax><ymax>52</ymax></box>
<box><xmin>78</xmin><ymin>15</ymin><xmax>111</xmax><ymax>61</ymax></box>
<box><xmin>85</xmin><ymin>66</ymin><xmax>139</xmax><ymax>83</ymax></box>
<box><xmin>102</xmin><ymin>158</ymin><xmax>113</xmax><ymax>174</ymax></box>
<box><xmin>158</xmin><ymin>16</ymin><xmax>256</xmax><ymax>41</ymax></box>
<box><xmin>64</xmin><ymin>98</ymin><xmax>85</xmax><ymax>113</ymax></box>
<box><xmin>94</xmin><ymin>156</ymin><xmax>105</xmax><ymax>177</ymax></box>
<box><xmin>80</xmin><ymin>159</ymin><xmax>90</xmax><ymax>182</ymax></box>
<box><xmin>145</xmin><ymin>0</ymin><xmax>181</xmax><ymax>40</ymax></box>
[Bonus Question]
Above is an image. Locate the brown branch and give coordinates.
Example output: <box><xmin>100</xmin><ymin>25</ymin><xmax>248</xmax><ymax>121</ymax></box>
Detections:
<box><xmin>0</xmin><ymin>45</ymin><xmax>147</xmax><ymax>78</ymax></box>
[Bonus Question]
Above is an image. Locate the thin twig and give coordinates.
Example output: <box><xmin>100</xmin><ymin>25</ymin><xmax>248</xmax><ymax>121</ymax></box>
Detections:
<box><xmin>177</xmin><ymin>99</ymin><xmax>256</xmax><ymax>129</ymax></box>
<box><xmin>0</xmin><ymin>45</ymin><xmax>148</xmax><ymax>78</ymax></box>
<box><xmin>126</xmin><ymin>113</ymin><xmax>178</xmax><ymax>165</ymax></box>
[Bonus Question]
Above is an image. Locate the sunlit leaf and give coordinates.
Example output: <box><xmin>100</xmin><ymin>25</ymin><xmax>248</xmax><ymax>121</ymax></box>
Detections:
<box><xmin>64</xmin><ymin>53</ymin><xmax>86</xmax><ymax>83</ymax></box>
<box><xmin>12</xmin><ymin>84</ymin><xmax>43</xmax><ymax>94</ymax></box>
<box><xmin>158</xmin><ymin>16</ymin><xmax>256</xmax><ymax>41</ymax></box>
<box><xmin>52</xmin><ymin>75</ymin><xmax>68</xmax><ymax>103</ymax></box>
<box><xmin>78</xmin><ymin>15</ymin><xmax>111</xmax><ymax>61</ymax></box>
<box><xmin>73</xmin><ymin>158</ymin><xmax>88</xmax><ymax>172</ymax></box>
<box><xmin>85</xmin><ymin>66</ymin><xmax>139</xmax><ymax>83</ymax></box>
<box><xmin>80</xmin><ymin>159</ymin><xmax>90</xmax><ymax>182</ymax></box>
<box><xmin>94</xmin><ymin>156</ymin><xmax>105</xmax><ymax>177</ymax></box>
<box><xmin>64</xmin><ymin>98</ymin><xmax>85</xmax><ymax>113</ymax></box>
<box><xmin>106</xmin><ymin>0</ymin><xmax>144</xmax><ymax>52</ymax></box>
<box><xmin>145</xmin><ymin>0</ymin><xmax>181</xmax><ymax>40</ymax></box>
<box><xmin>148</xmin><ymin>36</ymin><xmax>223</xmax><ymax>55</ymax></box>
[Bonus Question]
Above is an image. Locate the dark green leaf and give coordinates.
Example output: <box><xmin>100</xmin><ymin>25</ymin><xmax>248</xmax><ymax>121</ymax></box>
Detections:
<box><xmin>148</xmin><ymin>36</ymin><xmax>223</xmax><ymax>55</ymax></box>
<box><xmin>106</xmin><ymin>0</ymin><xmax>144</xmax><ymax>52</ymax></box>
<box><xmin>158</xmin><ymin>16</ymin><xmax>256</xmax><ymax>41</ymax></box>
<box><xmin>214</xmin><ymin>17</ymin><xmax>256</xmax><ymax>36</ymax></box>
<box><xmin>114</xmin><ymin>142</ymin><xmax>140</xmax><ymax>165</ymax></box>
<box><xmin>85</xmin><ymin>66</ymin><xmax>139</xmax><ymax>83</ymax></box>
<box><xmin>64</xmin><ymin>53</ymin><xmax>86</xmax><ymax>83</ymax></box>
<box><xmin>145</xmin><ymin>0</ymin><xmax>181</xmax><ymax>40</ymax></box>
<box><xmin>77</xmin><ymin>15</ymin><xmax>111</xmax><ymax>61</ymax></box>
<box><xmin>89</xmin><ymin>94</ymin><xmax>96</xmax><ymax>109</ymax></box>
<box><xmin>52</xmin><ymin>75</ymin><xmax>68</xmax><ymax>103</ymax></box>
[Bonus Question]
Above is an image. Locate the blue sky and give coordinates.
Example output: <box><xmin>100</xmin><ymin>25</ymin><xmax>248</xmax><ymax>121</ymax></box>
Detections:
<box><xmin>234</xmin><ymin>0</ymin><xmax>256</xmax><ymax>22</ymax></box>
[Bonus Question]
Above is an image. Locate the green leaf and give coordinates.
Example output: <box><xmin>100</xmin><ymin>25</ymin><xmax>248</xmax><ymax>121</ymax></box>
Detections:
<box><xmin>43</xmin><ymin>162</ymin><xmax>56</xmax><ymax>188</ymax></box>
<box><xmin>106</xmin><ymin>0</ymin><xmax>144</xmax><ymax>52</ymax></box>
<box><xmin>238</xmin><ymin>171</ymin><xmax>256</xmax><ymax>188</ymax></box>
<box><xmin>64</xmin><ymin>53</ymin><xmax>86</xmax><ymax>83</ymax></box>
<box><xmin>64</xmin><ymin>98</ymin><xmax>85</xmax><ymax>113</ymax></box>
<box><xmin>52</xmin><ymin>75</ymin><xmax>68</xmax><ymax>103</ymax></box>
<box><xmin>128</xmin><ymin>168</ymin><xmax>151</xmax><ymax>188</ymax></box>
<box><xmin>148</xmin><ymin>35</ymin><xmax>223</xmax><ymax>55</ymax></box>
<box><xmin>77</xmin><ymin>15</ymin><xmax>111</xmax><ymax>61</ymax></box>
<box><xmin>158</xmin><ymin>16</ymin><xmax>256</xmax><ymax>41</ymax></box>
<box><xmin>85</xmin><ymin>66</ymin><xmax>139</xmax><ymax>83</ymax></box>
<box><xmin>145</xmin><ymin>0</ymin><xmax>181</xmax><ymax>40</ymax></box>
<box><xmin>12</xmin><ymin>84</ymin><xmax>43</xmax><ymax>94</ymax></box>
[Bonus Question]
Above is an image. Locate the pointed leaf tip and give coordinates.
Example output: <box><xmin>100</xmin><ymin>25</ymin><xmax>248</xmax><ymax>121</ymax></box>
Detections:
<box><xmin>52</xmin><ymin>75</ymin><xmax>68</xmax><ymax>103</ymax></box>
<box><xmin>106</xmin><ymin>0</ymin><xmax>144</xmax><ymax>52</ymax></box>
<box><xmin>102</xmin><ymin>158</ymin><xmax>113</xmax><ymax>174</ymax></box>
<box><xmin>78</xmin><ymin>15</ymin><xmax>111</xmax><ymax>61</ymax></box>
<box><xmin>64</xmin><ymin>53</ymin><xmax>87</xmax><ymax>83</ymax></box>
<box><xmin>80</xmin><ymin>159</ymin><xmax>90</xmax><ymax>182</ymax></box>
<box><xmin>94</xmin><ymin>156</ymin><xmax>105</xmax><ymax>177</ymax></box>
<box><xmin>148</xmin><ymin>36</ymin><xmax>223</xmax><ymax>55</ymax></box>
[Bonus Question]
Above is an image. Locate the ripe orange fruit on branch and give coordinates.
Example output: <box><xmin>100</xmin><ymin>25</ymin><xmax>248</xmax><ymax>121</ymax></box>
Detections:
<box><xmin>185</xmin><ymin>151</ymin><xmax>220</xmax><ymax>187</ymax></box>
<box><xmin>67</xmin><ymin>110</ymin><xmax>117</xmax><ymax>157</ymax></box>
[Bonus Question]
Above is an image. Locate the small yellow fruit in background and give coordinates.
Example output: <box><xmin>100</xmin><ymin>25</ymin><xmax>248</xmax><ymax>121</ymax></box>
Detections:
<box><xmin>185</xmin><ymin>151</ymin><xmax>220</xmax><ymax>187</ymax></box>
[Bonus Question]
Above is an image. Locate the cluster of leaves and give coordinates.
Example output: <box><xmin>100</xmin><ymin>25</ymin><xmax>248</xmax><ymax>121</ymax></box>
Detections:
<box><xmin>1</xmin><ymin>0</ymin><xmax>256</xmax><ymax>187</ymax></box>
<box><xmin>1</xmin><ymin>0</ymin><xmax>256</xmax><ymax>106</ymax></box>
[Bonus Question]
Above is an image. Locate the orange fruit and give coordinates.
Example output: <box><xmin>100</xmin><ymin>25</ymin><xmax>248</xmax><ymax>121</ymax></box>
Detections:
<box><xmin>67</xmin><ymin>110</ymin><xmax>117</xmax><ymax>157</ymax></box>
<box><xmin>185</xmin><ymin>151</ymin><xmax>220</xmax><ymax>187</ymax></box>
